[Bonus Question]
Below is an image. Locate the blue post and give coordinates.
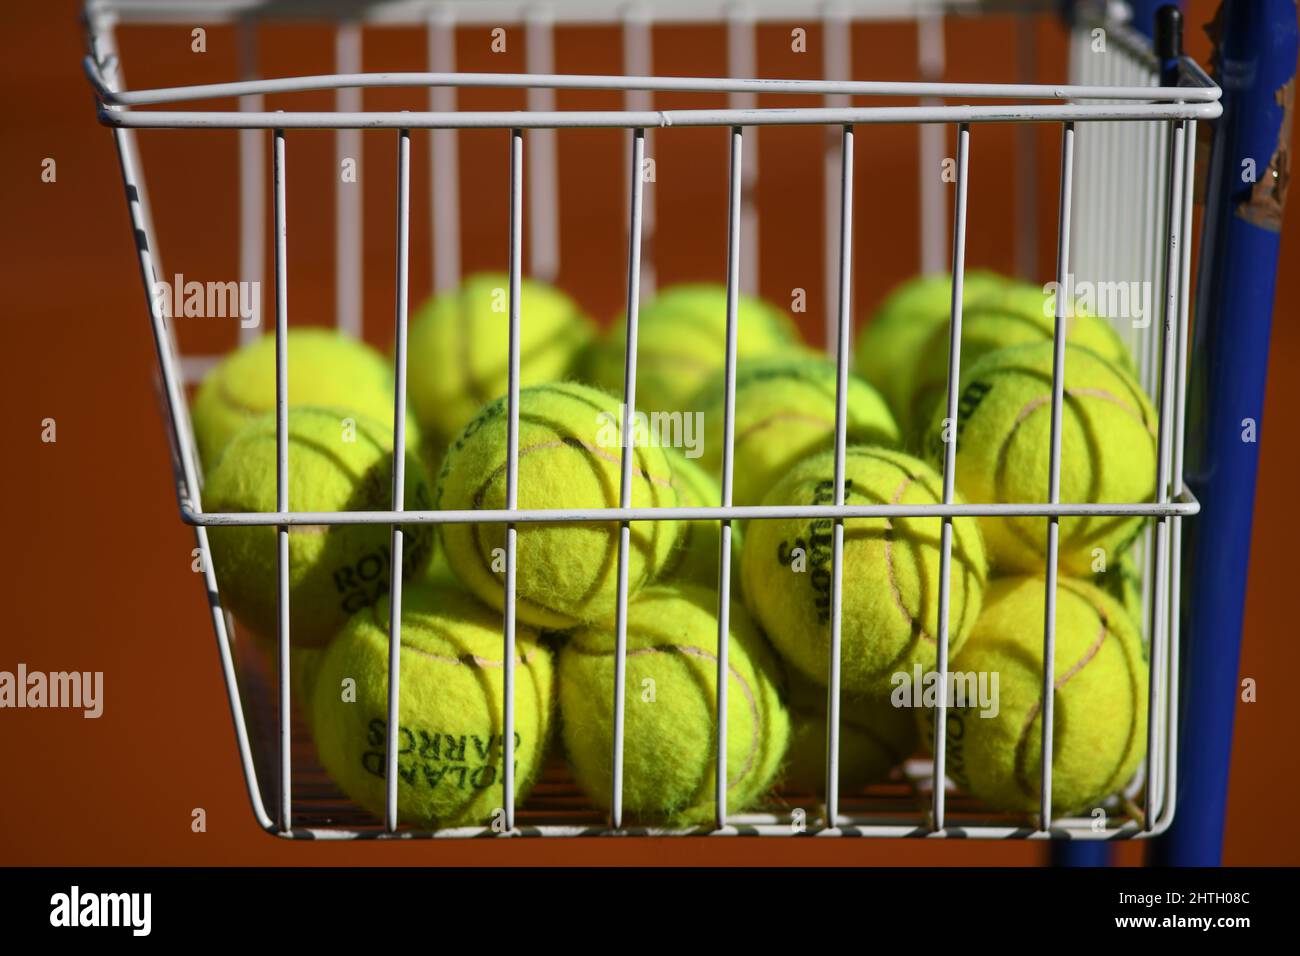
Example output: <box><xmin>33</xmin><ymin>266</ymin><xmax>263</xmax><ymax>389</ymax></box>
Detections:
<box><xmin>1050</xmin><ymin>840</ymin><xmax>1110</xmax><ymax>867</ymax></box>
<box><xmin>1151</xmin><ymin>0</ymin><xmax>1298</xmax><ymax>866</ymax></box>
<box><xmin>1125</xmin><ymin>0</ymin><xmax>1184</xmax><ymax>41</ymax></box>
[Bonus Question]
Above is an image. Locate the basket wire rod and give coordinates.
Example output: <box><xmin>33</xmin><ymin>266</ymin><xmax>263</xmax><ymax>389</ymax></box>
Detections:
<box><xmin>1037</xmin><ymin>119</ymin><xmax>1077</xmax><ymax>830</ymax></box>
<box><xmin>335</xmin><ymin>22</ymin><xmax>363</xmax><ymax>338</ymax></box>
<box><xmin>822</xmin><ymin>5</ymin><xmax>851</xmax><ymax>353</ymax></box>
<box><xmin>1013</xmin><ymin>15</ymin><xmax>1038</xmax><ymax>280</ymax></box>
<box><xmin>1158</xmin><ymin>116</ymin><xmax>1196</xmax><ymax>831</ymax></box>
<box><xmin>622</xmin><ymin>7</ymin><xmax>655</xmax><ymax>296</ymax></box>
<box><xmin>503</xmin><ymin>127</ymin><xmax>525</xmax><ymax>831</ymax></box>
<box><xmin>824</xmin><ymin>123</ymin><xmax>854</xmax><ymax>827</ymax></box>
<box><xmin>1145</xmin><ymin>100</ymin><xmax>1179</xmax><ymax>820</ymax></box>
<box><xmin>187</xmin><ymin>496</ymin><xmax>1199</xmax><ymax>527</ymax></box>
<box><xmin>1079</xmin><ymin>48</ymin><xmax>1099</xmax><ymax>299</ymax></box>
<box><xmin>1112</xmin><ymin>55</ymin><xmax>1133</xmax><ymax>330</ymax></box>
<box><xmin>1136</xmin><ymin>71</ymin><xmax>1161</xmax><ymax>637</ymax></box>
<box><xmin>100</xmin><ymin>101</ymin><xmax>1220</xmax><ymax>131</ymax></box>
<box><xmin>88</xmin><ymin>66</ymin><xmax>1223</xmax><ymax>108</ymax></box>
<box><xmin>1097</xmin><ymin>49</ymin><xmax>1118</xmax><ymax>306</ymax></box>
<box><xmin>1116</xmin><ymin>53</ymin><xmax>1133</xmax><ymax>304</ymax></box>
<box><xmin>1100</xmin><ymin>48</ymin><xmax>1118</xmax><ymax>311</ymax></box>
<box><xmin>285</xmin><ymin>816</ymin><xmax>1157</xmax><ymax>841</ymax></box>
<box><xmin>930</xmin><ymin>120</ymin><xmax>972</xmax><ymax>833</ymax></box>
<box><xmin>427</xmin><ymin>7</ymin><xmax>460</xmax><ymax>292</ymax></box>
<box><xmin>1067</xmin><ymin>24</ymin><xmax>1085</xmax><ymax>283</ymax></box>
<box><xmin>1101</xmin><ymin>40</ymin><xmax>1118</xmax><ymax>293</ymax></box>
<box><xmin>1117</xmin><ymin>55</ymin><xmax>1134</xmax><ymax>321</ymax></box>
<box><xmin>89</xmin><ymin>9</ymin><xmax>276</xmax><ymax>832</ymax></box>
<box><xmin>726</xmin><ymin>8</ymin><xmax>759</xmax><ymax>297</ymax></box>
<box><xmin>384</xmin><ymin>127</ymin><xmax>413</xmax><ymax>834</ymax></box>
<box><xmin>1126</xmin><ymin>55</ymin><xmax>1143</xmax><ymax>316</ymax></box>
<box><xmin>610</xmin><ymin>126</ymin><xmax>647</xmax><ymax>829</ymax></box>
<box><xmin>1080</xmin><ymin>35</ymin><xmax>1099</xmax><ymax>290</ymax></box>
<box><xmin>272</xmin><ymin>125</ymin><xmax>292</xmax><ymax>833</ymax></box>
<box><xmin>1135</xmin><ymin>57</ymin><xmax>1150</xmax><ymax>326</ymax></box>
<box><xmin>1145</xmin><ymin>115</ymin><xmax>1171</xmax><ymax>396</ymax></box>
<box><xmin>917</xmin><ymin>11</ymin><xmax>946</xmax><ymax>275</ymax></box>
<box><xmin>1144</xmin><ymin>117</ymin><xmax>1186</xmax><ymax>828</ymax></box>
<box><xmin>91</xmin><ymin>23</ymin><xmax>185</xmax><ymax>395</ymax></box>
<box><xmin>237</xmin><ymin>17</ymin><xmax>264</xmax><ymax>343</ymax></box>
<box><xmin>714</xmin><ymin>125</ymin><xmax>744</xmax><ymax>830</ymax></box>
<box><xmin>526</xmin><ymin>9</ymin><xmax>560</xmax><ymax>283</ymax></box>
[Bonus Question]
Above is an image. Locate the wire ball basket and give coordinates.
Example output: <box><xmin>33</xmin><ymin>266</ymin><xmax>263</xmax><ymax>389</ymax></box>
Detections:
<box><xmin>84</xmin><ymin>0</ymin><xmax>1217</xmax><ymax>841</ymax></box>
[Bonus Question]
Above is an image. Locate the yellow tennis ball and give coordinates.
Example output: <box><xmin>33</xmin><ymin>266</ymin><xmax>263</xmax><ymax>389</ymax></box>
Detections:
<box><xmin>921</xmin><ymin>575</ymin><xmax>1148</xmax><ymax>815</ymax></box>
<box><xmin>204</xmin><ymin>406</ymin><xmax>436</xmax><ymax>647</ymax></box>
<box><xmin>922</xmin><ymin>341</ymin><xmax>1158</xmax><ymax>576</ymax></box>
<box><xmin>782</xmin><ymin>669</ymin><xmax>916</xmax><ymax>793</ymax></box>
<box><xmin>585</xmin><ymin>283</ymin><xmax>808</xmax><ymax>414</ymax></box>
<box><xmin>693</xmin><ymin>356</ymin><xmax>900</xmax><ymax>506</ymax></box>
<box><xmin>558</xmin><ymin>583</ymin><xmax>790</xmax><ymax>825</ymax></box>
<box><xmin>310</xmin><ymin>581</ymin><xmax>555</xmax><ymax>829</ymax></box>
<box><xmin>740</xmin><ymin>446</ymin><xmax>988</xmax><ymax>696</ymax></box>
<box><xmin>435</xmin><ymin>382</ymin><xmax>682</xmax><ymax>630</ymax></box>
<box><xmin>1091</xmin><ymin>549</ymin><xmax>1145</xmax><ymax>632</ymax></box>
<box><xmin>406</xmin><ymin>272</ymin><xmax>596</xmax><ymax>443</ymax></box>
<box><xmin>903</xmin><ymin>281</ymin><xmax>1135</xmax><ymax>441</ymax></box>
<box><xmin>854</xmin><ymin>269</ymin><xmax>1007</xmax><ymax>427</ymax></box>
<box><xmin>289</xmin><ymin>647</ymin><xmax>324</xmax><ymax>732</ymax></box>
<box><xmin>191</xmin><ymin>327</ymin><xmax>409</xmax><ymax>469</ymax></box>
<box><xmin>658</xmin><ymin>448</ymin><xmax>741</xmax><ymax>587</ymax></box>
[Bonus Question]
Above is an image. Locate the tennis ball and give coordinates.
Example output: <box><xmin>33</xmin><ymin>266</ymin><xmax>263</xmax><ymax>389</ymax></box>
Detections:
<box><xmin>191</xmin><ymin>328</ymin><xmax>409</xmax><ymax>469</ymax></box>
<box><xmin>902</xmin><ymin>282</ymin><xmax>1134</xmax><ymax>441</ymax></box>
<box><xmin>406</xmin><ymin>273</ymin><xmax>595</xmax><ymax>443</ymax></box>
<box><xmin>922</xmin><ymin>575</ymin><xmax>1148</xmax><ymax>815</ymax></box>
<box><xmin>435</xmin><ymin>382</ymin><xmax>682</xmax><ymax>630</ymax></box>
<box><xmin>290</xmin><ymin>647</ymin><xmax>324</xmax><ymax>731</ymax></box>
<box><xmin>311</xmin><ymin>581</ymin><xmax>555</xmax><ymax>829</ymax></box>
<box><xmin>1093</xmin><ymin>549</ymin><xmax>1145</xmax><ymax>632</ymax></box>
<box><xmin>658</xmin><ymin>448</ymin><xmax>741</xmax><ymax>587</ymax></box>
<box><xmin>693</xmin><ymin>356</ymin><xmax>900</xmax><ymax>507</ymax></box>
<box><xmin>558</xmin><ymin>583</ymin><xmax>790</xmax><ymax>825</ymax></box>
<box><xmin>854</xmin><ymin>269</ymin><xmax>1007</xmax><ymax>426</ymax></box>
<box><xmin>782</xmin><ymin>669</ymin><xmax>916</xmax><ymax>794</ymax></box>
<box><xmin>741</xmin><ymin>446</ymin><xmax>987</xmax><ymax>696</ymax></box>
<box><xmin>922</xmin><ymin>341</ymin><xmax>1158</xmax><ymax>576</ymax></box>
<box><xmin>205</xmin><ymin>406</ymin><xmax>436</xmax><ymax>647</ymax></box>
<box><xmin>585</xmin><ymin>283</ymin><xmax>807</xmax><ymax>415</ymax></box>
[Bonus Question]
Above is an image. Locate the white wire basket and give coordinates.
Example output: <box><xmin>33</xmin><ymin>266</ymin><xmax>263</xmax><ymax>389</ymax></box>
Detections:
<box><xmin>84</xmin><ymin>0</ymin><xmax>1217</xmax><ymax>841</ymax></box>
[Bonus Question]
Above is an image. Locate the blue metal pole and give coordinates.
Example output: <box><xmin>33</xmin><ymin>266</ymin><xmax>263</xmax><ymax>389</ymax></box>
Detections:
<box><xmin>1151</xmin><ymin>0</ymin><xmax>1298</xmax><ymax>866</ymax></box>
<box><xmin>1050</xmin><ymin>840</ymin><xmax>1110</xmax><ymax>867</ymax></box>
<box><xmin>1126</xmin><ymin>0</ymin><xmax>1184</xmax><ymax>41</ymax></box>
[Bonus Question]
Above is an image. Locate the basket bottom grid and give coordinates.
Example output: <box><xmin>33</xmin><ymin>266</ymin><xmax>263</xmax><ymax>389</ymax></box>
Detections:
<box><xmin>233</xmin><ymin>625</ymin><xmax>1146</xmax><ymax>839</ymax></box>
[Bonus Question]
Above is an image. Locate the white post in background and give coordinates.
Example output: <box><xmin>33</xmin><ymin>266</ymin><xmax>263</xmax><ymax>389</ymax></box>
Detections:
<box><xmin>335</xmin><ymin>22</ymin><xmax>363</xmax><ymax>338</ymax></box>
<box><xmin>429</xmin><ymin>7</ymin><xmax>461</xmax><ymax>293</ymax></box>
<box><xmin>727</xmin><ymin>5</ymin><xmax>758</xmax><ymax>296</ymax></box>
<box><xmin>822</xmin><ymin>2</ymin><xmax>850</xmax><ymax>354</ymax></box>
<box><xmin>623</xmin><ymin>5</ymin><xmax>655</xmax><ymax>297</ymax></box>
<box><xmin>237</xmin><ymin>19</ymin><xmax>264</xmax><ymax>343</ymax></box>
<box><xmin>526</xmin><ymin>6</ymin><xmax>560</xmax><ymax>283</ymax></box>
<box><xmin>1014</xmin><ymin>14</ymin><xmax>1039</xmax><ymax>280</ymax></box>
<box><xmin>917</xmin><ymin>11</ymin><xmax>947</xmax><ymax>277</ymax></box>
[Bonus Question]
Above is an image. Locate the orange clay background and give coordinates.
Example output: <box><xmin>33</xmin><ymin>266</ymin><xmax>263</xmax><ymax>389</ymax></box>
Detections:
<box><xmin>3</xmin><ymin>0</ymin><xmax>1296</xmax><ymax>866</ymax></box>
